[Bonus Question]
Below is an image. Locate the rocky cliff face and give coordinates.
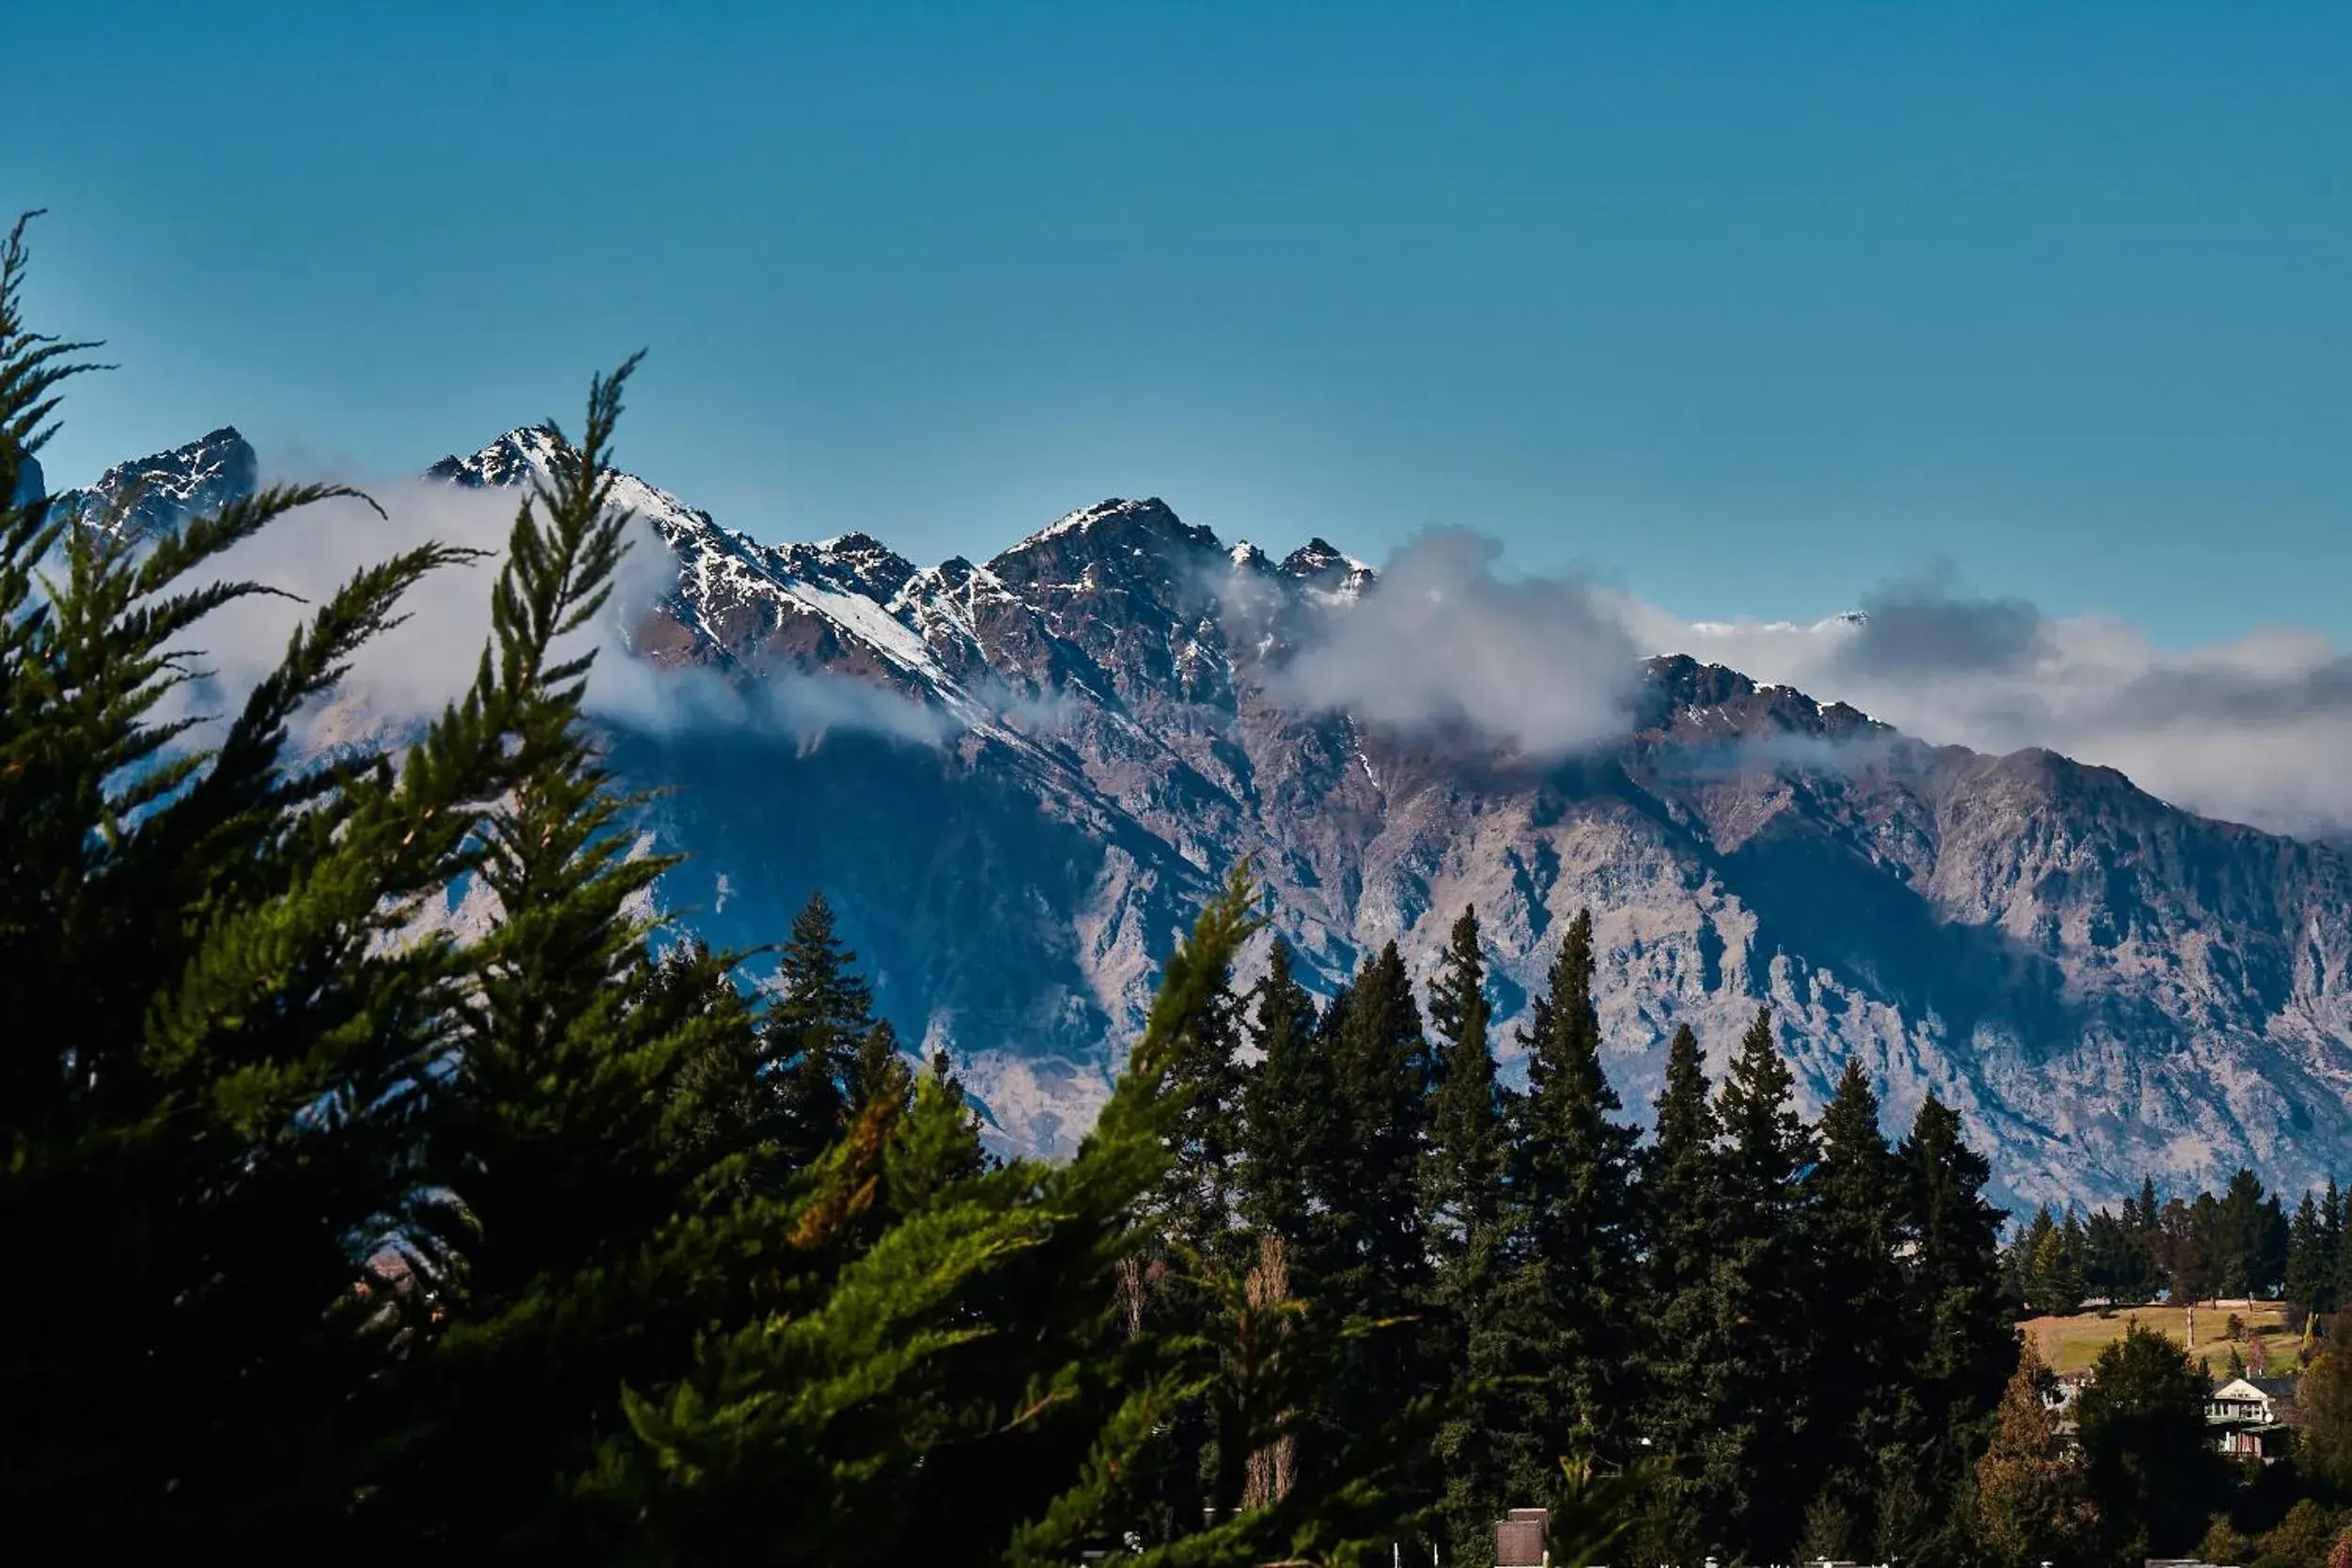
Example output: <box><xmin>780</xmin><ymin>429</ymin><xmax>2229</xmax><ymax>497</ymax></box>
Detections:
<box><xmin>57</xmin><ymin>425</ymin><xmax>2352</xmax><ymax>1209</ymax></box>
<box><xmin>57</xmin><ymin>426</ymin><xmax>257</xmax><ymax>544</ymax></box>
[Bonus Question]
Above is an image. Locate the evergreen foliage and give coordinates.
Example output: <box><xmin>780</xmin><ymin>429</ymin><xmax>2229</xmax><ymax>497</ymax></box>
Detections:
<box><xmin>1634</xmin><ymin>1020</ymin><xmax>1721</xmax><ymax>1556</ymax></box>
<box><xmin>0</xmin><ymin>225</ymin><xmax>1437</xmax><ymax>1564</ymax></box>
<box><xmin>764</xmin><ymin>890</ymin><xmax>877</xmax><ymax>1163</ymax></box>
<box><xmin>1510</xmin><ymin>909</ymin><xmax>1640</xmax><ymax>1475</ymax></box>
<box><xmin>1691</xmin><ymin>1004</ymin><xmax>1821</xmax><ymax>1554</ymax></box>
<box><xmin>2075</xmin><ymin>1322</ymin><xmax>2222</xmax><ymax>1564</ymax></box>
<box><xmin>1418</xmin><ymin>907</ymin><xmax>1538</xmax><ymax>1560</ymax></box>
<box><xmin>8</xmin><ymin>214</ymin><xmax>2180</xmax><ymax>1565</ymax></box>
<box><xmin>1805</xmin><ymin>1057</ymin><xmax>1911</xmax><ymax>1533</ymax></box>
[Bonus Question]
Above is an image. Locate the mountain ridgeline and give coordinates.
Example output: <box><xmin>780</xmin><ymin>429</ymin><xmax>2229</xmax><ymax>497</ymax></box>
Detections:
<box><xmin>94</xmin><ymin>422</ymin><xmax>2352</xmax><ymax>1207</ymax></box>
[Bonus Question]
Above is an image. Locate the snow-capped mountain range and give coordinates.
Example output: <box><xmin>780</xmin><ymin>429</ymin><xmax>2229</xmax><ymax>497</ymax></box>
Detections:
<box><xmin>54</xmin><ymin>424</ymin><xmax>2352</xmax><ymax>1209</ymax></box>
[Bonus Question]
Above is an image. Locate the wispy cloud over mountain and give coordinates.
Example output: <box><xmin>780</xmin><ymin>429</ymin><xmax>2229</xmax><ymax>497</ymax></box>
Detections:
<box><xmin>1264</xmin><ymin>526</ymin><xmax>1642</xmax><ymax>758</ymax></box>
<box><xmin>1627</xmin><ymin>567</ymin><xmax>2352</xmax><ymax>837</ymax></box>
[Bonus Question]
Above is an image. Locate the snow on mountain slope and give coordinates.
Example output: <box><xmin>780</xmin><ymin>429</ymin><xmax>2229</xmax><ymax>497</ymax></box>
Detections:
<box><xmin>58</xmin><ymin>426</ymin><xmax>257</xmax><ymax>543</ymax></box>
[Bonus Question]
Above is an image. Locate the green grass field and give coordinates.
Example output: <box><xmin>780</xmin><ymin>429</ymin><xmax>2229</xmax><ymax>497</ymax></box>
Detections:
<box><xmin>2023</xmin><ymin>1300</ymin><xmax>2300</xmax><ymax>1376</ymax></box>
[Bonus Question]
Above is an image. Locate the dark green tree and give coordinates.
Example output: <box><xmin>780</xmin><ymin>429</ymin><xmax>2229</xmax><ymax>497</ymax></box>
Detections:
<box><xmin>764</xmin><ymin>890</ymin><xmax>877</xmax><ymax>1163</ymax></box>
<box><xmin>0</xmin><ymin>225</ymin><xmax>1439</xmax><ymax>1563</ymax></box>
<box><xmin>1238</xmin><ymin>938</ymin><xmax>1330</xmax><ymax>1251</ymax></box>
<box><xmin>1423</xmin><ymin>906</ymin><xmax>1504</xmax><ymax>1259</ymax></box>
<box><xmin>0</xmin><ymin>212</ymin><xmax>536</xmax><ymax>1549</ymax></box>
<box><xmin>2075</xmin><ymin>1321</ymin><xmax>2221</xmax><ymax>1564</ymax></box>
<box><xmin>2323</xmin><ymin>1178</ymin><xmax>2345</xmax><ymax>1316</ymax></box>
<box><xmin>2289</xmin><ymin>1192</ymin><xmax>2329</xmax><ymax>1319</ymax></box>
<box><xmin>1692</xmin><ymin>1005</ymin><xmax>1821</xmax><ymax>1558</ymax></box>
<box><xmin>2212</xmin><ymin>1168</ymin><xmax>2287</xmax><ymax>1299</ymax></box>
<box><xmin>1511</xmin><ymin>908</ymin><xmax>1640</xmax><ymax>1475</ymax></box>
<box><xmin>1804</xmin><ymin>1058</ymin><xmax>1910</xmax><ymax>1534</ymax></box>
<box><xmin>1632</xmin><ymin>1021</ymin><xmax>1721</xmax><ymax>1560</ymax></box>
<box><xmin>1420</xmin><ymin>907</ymin><xmax>1543</xmax><ymax>1561</ymax></box>
<box><xmin>2030</xmin><ymin>1222</ymin><xmax>2086</xmax><ymax>1317</ymax></box>
<box><xmin>1320</xmin><ymin>941</ymin><xmax>1438</xmax><ymax>1463</ymax></box>
<box><xmin>1886</xmin><ymin>1093</ymin><xmax>2017</xmax><ymax>1563</ymax></box>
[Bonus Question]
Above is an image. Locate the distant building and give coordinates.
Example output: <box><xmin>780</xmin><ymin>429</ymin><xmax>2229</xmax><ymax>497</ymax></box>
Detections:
<box><xmin>2206</xmin><ymin>1374</ymin><xmax>2299</xmax><ymax>1462</ymax></box>
<box><xmin>1493</xmin><ymin>1507</ymin><xmax>1550</xmax><ymax>1566</ymax></box>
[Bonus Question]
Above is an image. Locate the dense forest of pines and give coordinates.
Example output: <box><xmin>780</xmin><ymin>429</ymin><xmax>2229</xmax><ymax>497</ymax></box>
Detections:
<box><xmin>2000</xmin><ymin>1168</ymin><xmax>2352</xmax><ymax>1326</ymax></box>
<box><xmin>16</xmin><ymin>216</ymin><xmax>2352</xmax><ymax>1567</ymax></box>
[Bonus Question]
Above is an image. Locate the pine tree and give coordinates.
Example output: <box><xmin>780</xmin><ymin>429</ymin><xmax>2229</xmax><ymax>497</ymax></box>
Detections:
<box><xmin>2333</xmin><ymin>1193</ymin><xmax>2352</xmax><ymax>1324</ymax></box>
<box><xmin>0</xmin><ymin>224</ymin><xmax>1441</xmax><ymax>1560</ymax></box>
<box><xmin>2288</xmin><ymin>1191</ymin><xmax>2327</xmax><ymax>1317</ymax></box>
<box><xmin>2027</xmin><ymin>1223</ymin><xmax>2085</xmax><ymax>1318</ymax></box>
<box><xmin>589</xmin><ymin>870</ymin><xmax>1437</xmax><ymax>1564</ymax></box>
<box><xmin>1</xmin><ymin>213</ymin><xmax>543</xmax><ymax>1547</ymax></box>
<box><xmin>2008</xmin><ymin>1207</ymin><xmax>2053</xmax><ymax>1311</ymax></box>
<box><xmin>1694</xmin><ymin>1004</ymin><xmax>1821</xmax><ymax>1558</ymax></box>
<box><xmin>1887</xmin><ymin>1093</ymin><xmax>2017</xmax><ymax>1561</ymax></box>
<box><xmin>1423</xmin><ymin>906</ymin><xmax>1504</xmax><ymax>1259</ymax></box>
<box><xmin>1634</xmin><ymin>1021</ymin><xmax>1721</xmax><ymax>1559</ymax></box>
<box><xmin>1238</xmin><ymin>938</ymin><xmax>1330</xmax><ymax>1251</ymax></box>
<box><xmin>765</xmin><ymin>890</ymin><xmax>877</xmax><ymax>1163</ymax></box>
<box><xmin>1320</xmin><ymin>941</ymin><xmax>1437</xmax><ymax>1467</ymax></box>
<box><xmin>353</xmin><ymin>352</ymin><xmax>866</xmax><ymax>1552</ymax></box>
<box><xmin>848</xmin><ymin>1017</ymin><xmax>915</xmax><ymax>1120</ymax></box>
<box><xmin>1418</xmin><ymin>907</ymin><xmax>1539</xmax><ymax>1561</ymax></box>
<box><xmin>2324</xmin><ymin>1179</ymin><xmax>2345</xmax><ymax>1317</ymax></box>
<box><xmin>1509</xmin><ymin>908</ymin><xmax>1640</xmax><ymax>1481</ymax></box>
<box><xmin>1805</xmin><ymin>1058</ymin><xmax>1909</xmax><ymax>1532</ymax></box>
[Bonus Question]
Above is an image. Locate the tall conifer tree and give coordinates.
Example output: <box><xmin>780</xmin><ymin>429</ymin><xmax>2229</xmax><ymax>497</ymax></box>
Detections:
<box><xmin>1238</xmin><ymin>938</ymin><xmax>1329</xmax><ymax>1252</ymax></box>
<box><xmin>1419</xmin><ymin>907</ymin><xmax>1539</xmax><ymax>1560</ymax></box>
<box><xmin>1696</xmin><ymin>1005</ymin><xmax>1820</xmax><ymax>1557</ymax></box>
<box><xmin>765</xmin><ymin>890</ymin><xmax>876</xmax><ymax>1163</ymax></box>
<box><xmin>1635</xmin><ymin>1021</ymin><xmax>1721</xmax><ymax>1559</ymax></box>
<box><xmin>1887</xmin><ymin>1093</ymin><xmax>2017</xmax><ymax>1558</ymax></box>
<box><xmin>1806</xmin><ymin>1058</ymin><xmax>1908</xmax><ymax>1532</ymax></box>
<box><xmin>1322</xmin><ymin>941</ymin><xmax>1436</xmax><ymax>1447</ymax></box>
<box><xmin>1512</xmin><ymin>908</ymin><xmax>1639</xmax><ymax>1471</ymax></box>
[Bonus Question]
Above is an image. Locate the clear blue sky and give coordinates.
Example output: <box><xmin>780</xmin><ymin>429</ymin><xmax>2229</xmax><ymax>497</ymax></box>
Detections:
<box><xmin>15</xmin><ymin>1</ymin><xmax>2349</xmax><ymax>645</ymax></box>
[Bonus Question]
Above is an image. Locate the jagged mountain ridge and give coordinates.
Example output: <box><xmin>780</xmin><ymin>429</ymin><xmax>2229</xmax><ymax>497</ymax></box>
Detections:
<box><xmin>56</xmin><ymin>423</ymin><xmax>2352</xmax><ymax>1209</ymax></box>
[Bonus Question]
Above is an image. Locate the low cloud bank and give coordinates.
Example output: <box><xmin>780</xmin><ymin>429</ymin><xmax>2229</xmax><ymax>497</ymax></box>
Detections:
<box><xmin>1649</xmin><ymin>572</ymin><xmax>2352</xmax><ymax>838</ymax></box>
<box><xmin>167</xmin><ymin>473</ymin><xmax>952</xmax><ymax>753</ymax></box>
<box><xmin>1265</xmin><ymin>536</ymin><xmax>2352</xmax><ymax>837</ymax></box>
<box><xmin>1263</xmin><ymin>525</ymin><xmax>1642</xmax><ymax>758</ymax></box>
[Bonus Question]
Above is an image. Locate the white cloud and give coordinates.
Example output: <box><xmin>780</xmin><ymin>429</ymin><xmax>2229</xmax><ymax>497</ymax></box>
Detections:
<box><xmin>1629</xmin><ymin>571</ymin><xmax>2352</xmax><ymax>838</ymax></box>
<box><xmin>1263</xmin><ymin>525</ymin><xmax>1642</xmax><ymax>758</ymax></box>
<box><xmin>167</xmin><ymin>474</ymin><xmax>953</xmax><ymax>753</ymax></box>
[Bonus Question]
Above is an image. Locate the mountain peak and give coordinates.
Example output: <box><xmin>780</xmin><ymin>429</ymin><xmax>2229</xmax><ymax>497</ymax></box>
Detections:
<box><xmin>985</xmin><ymin>496</ymin><xmax>1223</xmax><ymax>589</ymax></box>
<box><xmin>1278</xmin><ymin>536</ymin><xmax>1375</xmax><ymax>598</ymax></box>
<box><xmin>64</xmin><ymin>425</ymin><xmax>257</xmax><ymax>541</ymax></box>
<box><xmin>426</xmin><ymin>425</ymin><xmax>563</xmax><ymax>489</ymax></box>
<box><xmin>1032</xmin><ymin>496</ymin><xmax>1178</xmax><ymax>540</ymax></box>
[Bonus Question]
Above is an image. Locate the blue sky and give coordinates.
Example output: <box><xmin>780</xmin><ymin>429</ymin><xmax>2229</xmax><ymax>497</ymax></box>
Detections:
<box><xmin>14</xmin><ymin>0</ymin><xmax>2349</xmax><ymax>646</ymax></box>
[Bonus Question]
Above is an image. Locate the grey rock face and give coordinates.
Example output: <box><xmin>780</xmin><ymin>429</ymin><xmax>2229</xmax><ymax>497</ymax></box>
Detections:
<box><xmin>73</xmin><ymin>425</ymin><xmax>2352</xmax><ymax>1209</ymax></box>
<box><xmin>511</xmin><ymin>431</ymin><xmax>2345</xmax><ymax>1210</ymax></box>
<box><xmin>58</xmin><ymin>427</ymin><xmax>257</xmax><ymax>543</ymax></box>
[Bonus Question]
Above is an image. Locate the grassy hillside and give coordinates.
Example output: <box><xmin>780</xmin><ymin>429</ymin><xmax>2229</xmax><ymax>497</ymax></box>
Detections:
<box><xmin>2022</xmin><ymin>1300</ymin><xmax>2300</xmax><ymax>1377</ymax></box>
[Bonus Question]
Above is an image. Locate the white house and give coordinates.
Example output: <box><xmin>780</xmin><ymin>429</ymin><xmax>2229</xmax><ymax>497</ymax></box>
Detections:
<box><xmin>2206</xmin><ymin>1374</ymin><xmax>2298</xmax><ymax>1462</ymax></box>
